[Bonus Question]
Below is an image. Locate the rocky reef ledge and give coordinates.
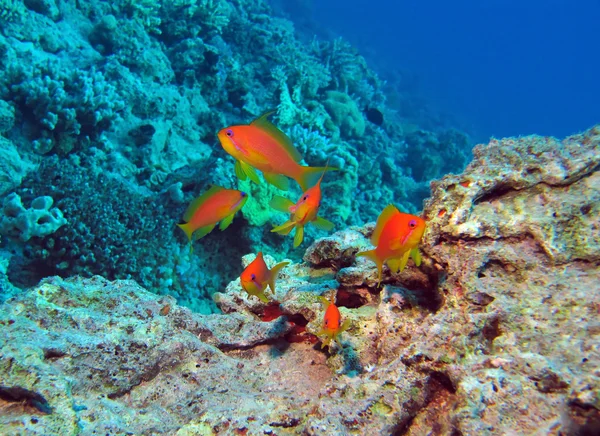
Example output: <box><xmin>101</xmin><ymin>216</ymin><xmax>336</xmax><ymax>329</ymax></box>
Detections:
<box><xmin>1</xmin><ymin>127</ymin><xmax>599</xmax><ymax>435</ymax></box>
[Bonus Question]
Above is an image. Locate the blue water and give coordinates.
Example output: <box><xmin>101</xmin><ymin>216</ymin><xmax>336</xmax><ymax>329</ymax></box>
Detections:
<box><xmin>297</xmin><ymin>0</ymin><xmax>600</xmax><ymax>141</ymax></box>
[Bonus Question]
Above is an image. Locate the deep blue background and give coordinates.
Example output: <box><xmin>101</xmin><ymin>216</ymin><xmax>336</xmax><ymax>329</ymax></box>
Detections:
<box><xmin>294</xmin><ymin>0</ymin><xmax>599</xmax><ymax>140</ymax></box>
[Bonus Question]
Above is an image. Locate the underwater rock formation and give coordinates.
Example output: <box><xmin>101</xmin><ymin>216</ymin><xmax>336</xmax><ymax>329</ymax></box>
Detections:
<box><xmin>1</xmin><ymin>127</ymin><xmax>598</xmax><ymax>434</ymax></box>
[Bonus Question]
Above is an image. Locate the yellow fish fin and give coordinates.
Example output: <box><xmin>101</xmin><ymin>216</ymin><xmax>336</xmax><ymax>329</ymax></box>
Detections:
<box><xmin>387</xmin><ymin>250</ymin><xmax>411</xmax><ymax>274</ymax></box>
<box><xmin>234</xmin><ymin>160</ymin><xmax>247</xmax><ymax>181</ymax></box>
<box><xmin>269</xmin><ymin>195</ymin><xmax>295</xmax><ymax>213</ymax></box>
<box><xmin>312</xmin><ymin>216</ymin><xmax>334</xmax><ymax>231</ymax></box>
<box><xmin>371</xmin><ymin>204</ymin><xmax>398</xmax><ymax>246</ymax></box>
<box><xmin>410</xmin><ymin>247</ymin><xmax>422</xmax><ymax>267</ymax></box>
<box><xmin>255</xmin><ymin>291</ymin><xmax>269</xmax><ymax>303</ymax></box>
<box><xmin>293</xmin><ymin>225</ymin><xmax>304</xmax><ymax>248</ymax></box>
<box><xmin>318</xmin><ymin>296</ymin><xmax>331</xmax><ymax>310</ymax></box>
<box><xmin>356</xmin><ymin>249</ymin><xmax>384</xmax><ymax>286</ymax></box>
<box><xmin>182</xmin><ymin>185</ymin><xmax>224</xmax><ymax>222</ymax></box>
<box><xmin>177</xmin><ymin>222</ymin><xmax>195</xmax><ymax>242</ymax></box>
<box><xmin>267</xmin><ymin>261</ymin><xmax>290</xmax><ymax>293</ymax></box>
<box><xmin>193</xmin><ymin>223</ymin><xmax>216</xmax><ymax>241</ymax></box>
<box><xmin>240</xmin><ymin>161</ymin><xmax>261</xmax><ymax>184</ymax></box>
<box><xmin>271</xmin><ymin>220</ymin><xmax>296</xmax><ymax>235</ymax></box>
<box><xmin>219</xmin><ymin>212</ymin><xmax>235</xmax><ymax>231</ymax></box>
<box><xmin>296</xmin><ymin>165</ymin><xmax>338</xmax><ymax>192</ymax></box>
<box><xmin>339</xmin><ymin>318</ymin><xmax>351</xmax><ymax>333</ymax></box>
<box><xmin>264</xmin><ymin>172</ymin><xmax>290</xmax><ymax>191</ymax></box>
<box><xmin>251</xmin><ymin>112</ymin><xmax>302</xmax><ymax>163</ymax></box>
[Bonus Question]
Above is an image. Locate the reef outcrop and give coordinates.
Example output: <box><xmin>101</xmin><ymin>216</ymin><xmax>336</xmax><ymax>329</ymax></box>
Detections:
<box><xmin>1</xmin><ymin>127</ymin><xmax>598</xmax><ymax>434</ymax></box>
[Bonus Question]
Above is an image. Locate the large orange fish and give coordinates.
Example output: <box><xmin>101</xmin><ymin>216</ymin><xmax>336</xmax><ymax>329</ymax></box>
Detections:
<box><xmin>177</xmin><ymin>186</ymin><xmax>247</xmax><ymax>247</ymax></box>
<box><xmin>317</xmin><ymin>295</ymin><xmax>350</xmax><ymax>352</ymax></box>
<box><xmin>240</xmin><ymin>252</ymin><xmax>289</xmax><ymax>303</ymax></box>
<box><xmin>269</xmin><ymin>168</ymin><xmax>334</xmax><ymax>247</ymax></box>
<box><xmin>217</xmin><ymin>112</ymin><xmax>334</xmax><ymax>191</ymax></box>
<box><xmin>356</xmin><ymin>204</ymin><xmax>426</xmax><ymax>285</ymax></box>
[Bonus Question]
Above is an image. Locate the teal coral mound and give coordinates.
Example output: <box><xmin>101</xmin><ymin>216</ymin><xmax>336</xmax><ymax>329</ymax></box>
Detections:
<box><xmin>323</xmin><ymin>90</ymin><xmax>366</xmax><ymax>139</ymax></box>
<box><xmin>237</xmin><ymin>178</ymin><xmax>280</xmax><ymax>227</ymax></box>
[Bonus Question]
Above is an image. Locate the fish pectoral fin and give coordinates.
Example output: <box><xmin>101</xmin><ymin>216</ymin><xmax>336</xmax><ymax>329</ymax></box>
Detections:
<box><xmin>271</xmin><ymin>220</ymin><xmax>296</xmax><ymax>235</ymax></box>
<box><xmin>234</xmin><ymin>160</ymin><xmax>247</xmax><ymax>181</ymax></box>
<box><xmin>269</xmin><ymin>195</ymin><xmax>295</xmax><ymax>213</ymax></box>
<box><xmin>193</xmin><ymin>223</ymin><xmax>216</xmax><ymax>241</ymax></box>
<box><xmin>263</xmin><ymin>172</ymin><xmax>290</xmax><ymax>191</ymax></box>
<box><xmin>339</xmin><ymin>319</ymin><xmax>351</xmax><ymax>333</ymax></box>
<box><xmin>312</xmin><ymin>216</ymin><xmax>334</xmax><ymax>231</ymax></box>
<box><xmin>219</xmin><ymin>213</ymin><xmax>235</xmax><ymax>231</ymax></box>
<box><xmin>240</xmin><ymin>160</ymin><xmax>261</xmax><ymax>184</ymax></box>
<box><xmin>256</xmin><ymin>291</ymin><xmax>269</xmax><ymax>303</ymax></box>
<box><xmin>410</xmin><ymin>247</ymin><xmax>422</xmax><ymax>267</ymax></box>
<box><xmin>293</xmin><ymin>225</ymin><xmax>304</xmax><ymax>248</ymax></box>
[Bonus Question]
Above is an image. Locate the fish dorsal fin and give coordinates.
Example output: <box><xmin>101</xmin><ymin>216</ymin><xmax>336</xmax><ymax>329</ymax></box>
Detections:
<box><xmin>183</xmin><ymin>185</ymin><xmax>224</xmax><ymax>222</ymax></box>
<box><xmin>251</xmin><ymin>112</ymin><xmax>302</xmax><ymax>163</ymax></box>
<box><xmin>371</xmin><ymin>204</ymin><xmax>398</xmax><ymax>246</ymax></box>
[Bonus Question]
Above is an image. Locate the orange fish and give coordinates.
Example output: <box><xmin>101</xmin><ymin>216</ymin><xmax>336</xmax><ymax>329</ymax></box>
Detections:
<box><xmin>217</xmin><ymin>112</ymin><xmax>335</xmax><ymax>191</ymax></box>
<box><xmin>240</xmin><ymin>252</ymin><xmax>289</xmax><ymax>303</ymax></box>
<box><xmin>269</xmin><ymin>168</ymin><xmax>334</xmax><ymax>247</ymax></box>
<box><xmin>356</xmin><ymin>204</ymin><xmax>426</xmax><ymax>285</ymax></box>
<box><xmin>317</xmin><ymin>295</ymin><xmax>350</xmax><ymax>352</ymax></box>
<box><xmin>177</xmin><ymin>186</ymin><xmax>247</xmax><ymax>247</ymax></box>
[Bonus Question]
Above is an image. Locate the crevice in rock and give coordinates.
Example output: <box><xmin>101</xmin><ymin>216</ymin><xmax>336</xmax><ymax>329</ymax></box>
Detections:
<box><xmin>43</xmin><ymin>348</ymin><xmax>67</xmax><ymax>360</ymax></box>
<box><xmin>564</xmin><ymin>399</ymin><xmax>600</xmax><ymax>436</ymax></box>
<box><xmin>336</xmin><ymin>287</ymin><xmax>368</xmax><ymax>308</ymax></box>
<box><xmin>391</xmin><ymin>371</ymin><xmax>458</xmax><ymax>435</ymax></box>
<box><xmin>0</xmin><ymin>386</ymin><xmax>52</xmax><ymax>414</ymax></box>
<box><xmin>473</xmin><ymin>184</ymin><xmax>520</xmax><ymax>205</ymax></box>
<box><xmin>481</xmin><ymin>314</ymin><xmax>502</xmax><ymax>353</ymax></box>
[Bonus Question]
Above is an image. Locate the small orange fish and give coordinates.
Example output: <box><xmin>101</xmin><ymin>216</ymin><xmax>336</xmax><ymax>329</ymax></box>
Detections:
<box><xmin>217</xmin><ymin>112</ymin><xmax>335</xmax><ymax>191</ymax></box>
<box><xmin>269</xmin><ymin>167</ymin><xmax>334</xmax><ymax>247</ymax></box>
<box><xmin>240</xmin><ymin>252</ymin><xmax>289</xmax><ymax>303</ymax></box>
<box><xmin>356</xmin><ymin>204</ymin><xmax>426</xmax><ymax>285</ymax></box>
<box><xmin>177</xmin><ymin>186</ymin><xmax>247</xmax><ymax>248</ymax></box>
<box><xmin>317</xmin><ymin>295</ymin><xmax>350</xmax><ymax>352</ymax></box>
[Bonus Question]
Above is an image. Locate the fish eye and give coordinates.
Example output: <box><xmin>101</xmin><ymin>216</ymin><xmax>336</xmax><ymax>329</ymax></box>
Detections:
<box><xmin>226</xmin><ymin>129</ymin><xmax>234</xmax><ymax>137</ymax></box>
<box><xmin>250</xmin><ymin>273</ymin><xmax>256</xmax><ymax>280</ymax></box>
<box><xmin>302</xmin><ymin>195</ymin><xmax>309</xmax><ymax>201</ymax></box>
<box><xmin>408</xmin><ymin>219</ymin><xmax>417</xmax><ymax>229</ymax></box>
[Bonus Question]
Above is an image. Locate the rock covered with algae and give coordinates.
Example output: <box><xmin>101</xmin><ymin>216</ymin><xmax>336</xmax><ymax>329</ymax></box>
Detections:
<box><xmin>1</xmin><ymin>127</ymin><xmax>599</xmax><ymax>434</ymax></box>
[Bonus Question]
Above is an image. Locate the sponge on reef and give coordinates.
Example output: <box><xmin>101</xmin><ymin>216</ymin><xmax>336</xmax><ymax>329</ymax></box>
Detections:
<box><xmin>0</xmin><ymin>193</ymin><xmax>67</xmax><ymax>242</ymax></box>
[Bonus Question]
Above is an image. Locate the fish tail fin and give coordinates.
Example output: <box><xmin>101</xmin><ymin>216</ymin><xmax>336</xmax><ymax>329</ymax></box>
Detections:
<box><xmin>356</xmin><ymin>249</ymin><xmax>384</xmax><ymax>286</ymax></box>
<box><xmin>296</xmin><ymin>165</ymin><xmax>338</xmax><ymax>191</ymax></box>
<box><xmin>177</xmin><ymin>223</ymin><xmax>194</xmax><ymax>242</ymax></box>
<box><xmin>268</xmin><ymin>261</ymin><xmax>290</xmax><ymax>293</ymax></box>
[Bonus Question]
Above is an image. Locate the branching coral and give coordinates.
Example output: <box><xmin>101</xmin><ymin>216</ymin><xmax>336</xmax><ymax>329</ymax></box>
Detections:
<box><xmin>6</xmin><ymin>60</ymin><xmax>124</xmax><ymax>155</ymax></box>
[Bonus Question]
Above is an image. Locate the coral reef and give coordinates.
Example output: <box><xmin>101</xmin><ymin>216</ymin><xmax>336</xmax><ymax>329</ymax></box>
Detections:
<box><xmin>1</xmin><ymin>127</ymin><xmax>598</xmax><ymax>434</ymax></box>
<box><xmin>0</xmin><ymin>0</ymin><xmax>472</xmax><ymax>311</ymax></box>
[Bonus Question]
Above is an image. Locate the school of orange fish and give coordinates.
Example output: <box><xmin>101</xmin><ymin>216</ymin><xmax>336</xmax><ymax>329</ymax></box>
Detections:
<box><xmin>177</xmin><ymin>113</ymin><xmax>428</xmax><ymax>352</ymax></box>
